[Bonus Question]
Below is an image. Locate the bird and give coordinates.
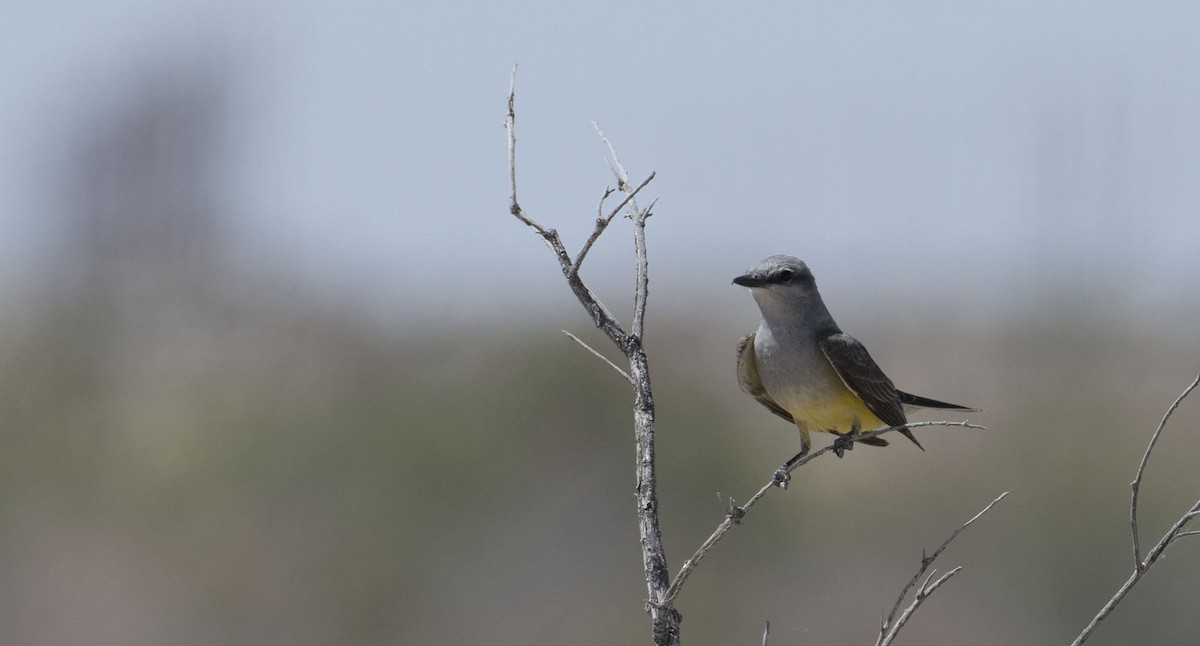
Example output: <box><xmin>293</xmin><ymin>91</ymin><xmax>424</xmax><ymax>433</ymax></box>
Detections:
<box><xmin>734</xmin><ymin>254</ymin><xmax>976</xmax><ymax>478</ymax></box>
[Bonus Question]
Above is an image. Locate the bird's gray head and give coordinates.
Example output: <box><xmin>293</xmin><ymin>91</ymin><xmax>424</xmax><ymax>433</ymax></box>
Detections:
<box><xmin>732</xmin><ymin>255</ymin><xmax>816</xmax><ymax>290</ymax></box>
<box><xmin>733</xmin><ymin>255</ymin><xmax>833</xmax><ymax>326</ymax></box>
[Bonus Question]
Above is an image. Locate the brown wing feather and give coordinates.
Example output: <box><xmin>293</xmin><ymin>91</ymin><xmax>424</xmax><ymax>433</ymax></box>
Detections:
<box><xmin>736</xmin><ymin>332</ymin><xmax>794</xmax><ymax>423</ymax></box>
<box><xmin>818</xmin><ymin>333</ymin><xmax>907</xmax><ymax>429</ymax></box>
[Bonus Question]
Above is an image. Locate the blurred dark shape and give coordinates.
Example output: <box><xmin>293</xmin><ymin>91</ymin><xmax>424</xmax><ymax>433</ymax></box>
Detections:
<box><xmin>61</xmin><ymin>61</ymin><xmax>227</xmax><ymax>303</ymax></box>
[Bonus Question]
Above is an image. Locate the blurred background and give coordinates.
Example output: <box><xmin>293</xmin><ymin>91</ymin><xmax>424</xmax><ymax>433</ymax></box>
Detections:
<box><xmin>2</xmin><ymin>1</ymin><xmax>1199</xmax><ymax>644</ymax></box>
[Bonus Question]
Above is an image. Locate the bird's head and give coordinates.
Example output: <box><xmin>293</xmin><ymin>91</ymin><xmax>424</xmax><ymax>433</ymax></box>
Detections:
<box><xmin>733</xmin><ymin>255</ymin><xmax>828</xmax><ymax>323</ymax></box>
<box><xmin>733</xmin><ymin>255</ymin><xmax>815</xmax><ymax>289</ymax></box>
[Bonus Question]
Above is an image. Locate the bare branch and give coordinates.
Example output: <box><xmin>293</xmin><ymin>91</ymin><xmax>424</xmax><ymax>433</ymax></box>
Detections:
<box><xmin>575</xmin><ymin>172</ymin><xmax>656</xmax><ymax>272</ymax></box>
<box><xmin>505</xmin><ymin>66</ymin><xmax>550</xmax><ymax>238</ymax></box>
<box><xmin>1143</xmin><ymin>498</ymin><xmax>1200</xmax><ymax>568</ymax></box>
<box><xmin>1072</xmin><ymin>374</ymin><xmax>1200</xmax><ymax>646</ymax></box>
<box><xmin>590</xmin><ymin>124</ymin><xmax>653</xmax><ymax>341</ymax></box>
<box><xmin>562</xmin><ymin>330</ymin><xmax>633</xmax><ymax>384</ymax></box>
<box><xmin>583</xmin><ymin>125</ymin><xmax>673</xmax><ymax>642</ymax></box>
<box><xmin>876</xmin><ymin>493</ymin><xmax>1008</xmax><ymax>646</ymax></box>
<box><xmin>786</xmin><ymin>420</ymin><xmax>987</xmax><ymax>474</ymax></box>
<box><xmin>504</xmin><ymin>68</ymin><xmax>632</xmax><ymax>352</ymax></box>
<box><xmin>922</xmin><ymin>566</ymin><xmax>963</xmax><ymax>596</ymax></box>
<box><xmin>761</xmin><ymin>621</ymin><xmax>769</xmax><ymax>646</ymax></box>
<box><xmin>661</xmin><ymin>421</ymin><xmax>990</xmax><ymax>607</ymax></box>
<box><xmin>1073</xmin><ymin>495</ymin><xmax>1200</xmax><ymax>646</ymax></box>
<box><xmin>630</xmin><ymin>203</ymin><xmax>651</xmax><ymax>342</ymax></box>
<box><xmin>625</xmin><ymin>196</ymin><xmax>673</xmax><ymax>642</ymax></box>
<box><xmin>1130</xmin><ymin>373</ymin><xmax>1200</xmax><ymax>567</ymax></box>
<box><xmin>594</xmin><ymin>121</ymin><xmax>633</xmax><ymax>192</ymax></box>
<box><xmin>506</xmin><ymin>71</ymin><xmax>678</xmax><ymax>645</ymax></box>
<box><xmin>574</xmin><ymin>186</ymin><xmax>614</xmax><ymax>272</ymax></box>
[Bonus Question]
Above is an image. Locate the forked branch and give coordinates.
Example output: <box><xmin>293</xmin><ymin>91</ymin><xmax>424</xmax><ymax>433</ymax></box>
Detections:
<box><xmin>504</xmin><ymin>68</ymin><xmax>680</xmax><ymax>646</ymax></box>
<box><xmin>1071</xmin><ymin>374</ymin><xmax>1200</xmax><ymax>645</ymax></box>
<box><xmin>876</xmin><ymin>492</ymin><xmax>1009</xmax><ymax>646</ymax></box>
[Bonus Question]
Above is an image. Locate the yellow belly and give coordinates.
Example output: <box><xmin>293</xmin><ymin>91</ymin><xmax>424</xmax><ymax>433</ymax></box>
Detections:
<box><xmin>777</xmin><ymin>378</ymin><xmax>888</xmax><ymax>442</ymax></box>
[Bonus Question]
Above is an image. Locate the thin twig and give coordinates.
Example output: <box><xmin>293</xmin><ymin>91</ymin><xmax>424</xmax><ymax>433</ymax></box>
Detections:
<box><xmin>504</xmin><ymin>68</ymin><xmax>630</xmax><ymax>351</ymax></box>
<box><xmin>594</xmin><ymin>121</ymin><xmax>633</xmax><ymax>193</ymax></box>
<box><xmin>592</xmin><ymin>124</ymin><xmax>652</xmax><ymax>341</ymax></box>
<box><xmin>761</xmin><ymin>621</ymin><xmax>769</xmax><ymax>646</ymax></box>
<box><xmin>1130</xmin><ymin>374</ymin><xmax>1200</xmax><ymax>568</ymax></box>
<box><xmin>661</xmin><ymin>420</ymin><xmax>989</xmax><ymax>607</ymax></box>
<box><xmin>630</xmin><ymin>202</ymin><xmax>652</xmax><ymax>342</ymax></box>
<box><xmin>877</xmin><ymin>492</ymin><xmax>1009</xmax><ymax>646</ymax></box>
<box><xmin>923</xmin><ymin>566</ymin><xmax>963</xmax><ymax>595</ymax></box>
<box><xmin>1071</xmin><ymin>374</ymin><xmax>1200</xmax><ymax>646</ymax></box>
<box><xmin>785</xmin><ymin>421</ymin><xmax>986</xmax><ymax>474</ymax></box>
<box><xmin>877</xmin><ymin>565</ymin><xmax>964</xmax><ymax>646</ymax></box>
<box><xmin>562</xmin><ymin>330</ymin><xmax>633</xmax><ymax>384</ymax></box>
<box><xmin>505</xmin><ymin>66</ymin><xmax>548</xmax><ymax>237</ymax></box>
<box><xmin>574</xmin><ymin>172</ymin><xmax>656</xmax><ymax>272</ymax></box>
<box><xmin>575</xmin><ymin>186</ymin><xmax>614</xmax><ymax>272</ymax></box>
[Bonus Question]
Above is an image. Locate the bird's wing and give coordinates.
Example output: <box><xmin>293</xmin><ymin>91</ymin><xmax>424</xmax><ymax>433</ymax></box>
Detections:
<box><xmin>736</xmin><ymin>332</ymin><xmax>794</xmax><ymax>423</ymax></box>
<box><xmin>897</xmin><ymin>390</ymin><xmax>979</xmax><ymax>412</ymax></box>
<box><xmin>818</xmin><ymin>332</ymin><xmax>908</xmax><ymax>429</ymax></box>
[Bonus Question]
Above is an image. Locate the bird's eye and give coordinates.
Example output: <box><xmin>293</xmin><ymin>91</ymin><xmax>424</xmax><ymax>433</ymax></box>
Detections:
<box><xmin>777</xmin><ymin>269</ymin><xmax>794</xmax><ymax>283</ymax></box>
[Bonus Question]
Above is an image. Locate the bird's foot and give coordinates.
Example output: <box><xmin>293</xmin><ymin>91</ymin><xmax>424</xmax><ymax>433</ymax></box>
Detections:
<box><xmin>772</xmin><ymin>467</ymin><xmax>791</xmax><ymax>489</ymax></box>
<box><xmin>832</xmin><ymin>433</ymin><xmax>857</xmax><ymax>458</ymax></box>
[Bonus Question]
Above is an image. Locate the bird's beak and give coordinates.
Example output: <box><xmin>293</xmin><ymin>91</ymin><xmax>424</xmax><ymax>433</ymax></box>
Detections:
<box><xmin>732</xmin><ymin>273</ymin><xmax>766</xmax><ymax>288</ymax></box>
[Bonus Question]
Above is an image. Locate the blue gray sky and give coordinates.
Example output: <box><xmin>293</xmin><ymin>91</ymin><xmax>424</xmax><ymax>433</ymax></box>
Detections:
<box><xmin>3</xmin><ymin>1</ymin><xmax>1199</xmax><ymax>328</ymax></box>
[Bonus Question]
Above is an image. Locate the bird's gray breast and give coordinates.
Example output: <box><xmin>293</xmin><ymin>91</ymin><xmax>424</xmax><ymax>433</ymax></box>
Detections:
<box><xmin>752</xmin><ymin>323</ymin><xmax>843</xmax><ymax>411</ymax></box>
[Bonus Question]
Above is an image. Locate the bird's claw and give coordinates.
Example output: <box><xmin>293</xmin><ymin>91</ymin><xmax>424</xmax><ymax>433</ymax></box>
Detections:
<box><xmin>772</xmin><ymin>467</ymin><xmax>791</xmax><ymax>489</ymax></box>
<box><xmin>832</xmin><ymin>433</ymin><xmax>857</xmax><ymax>458</ymax></box>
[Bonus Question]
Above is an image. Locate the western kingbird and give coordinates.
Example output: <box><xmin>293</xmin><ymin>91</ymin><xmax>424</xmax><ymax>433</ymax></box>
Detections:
<box><xmin>734</xmin><ymin>255</ymin><xmax>975</xmax><ymax>471</ymax></box>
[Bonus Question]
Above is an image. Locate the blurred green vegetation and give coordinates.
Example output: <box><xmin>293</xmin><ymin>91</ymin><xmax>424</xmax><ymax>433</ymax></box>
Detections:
<box><xmin>3</xmin><ymin>275</ymin><xmax>1198</xmax><ymax>645</ymax></box>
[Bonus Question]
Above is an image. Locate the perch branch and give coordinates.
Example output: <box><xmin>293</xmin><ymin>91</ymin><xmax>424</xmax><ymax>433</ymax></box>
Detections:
<box><xmin>661</xmin><ymin>420</ymin><xmax>988</xmax><ymax>607</ymax></box>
